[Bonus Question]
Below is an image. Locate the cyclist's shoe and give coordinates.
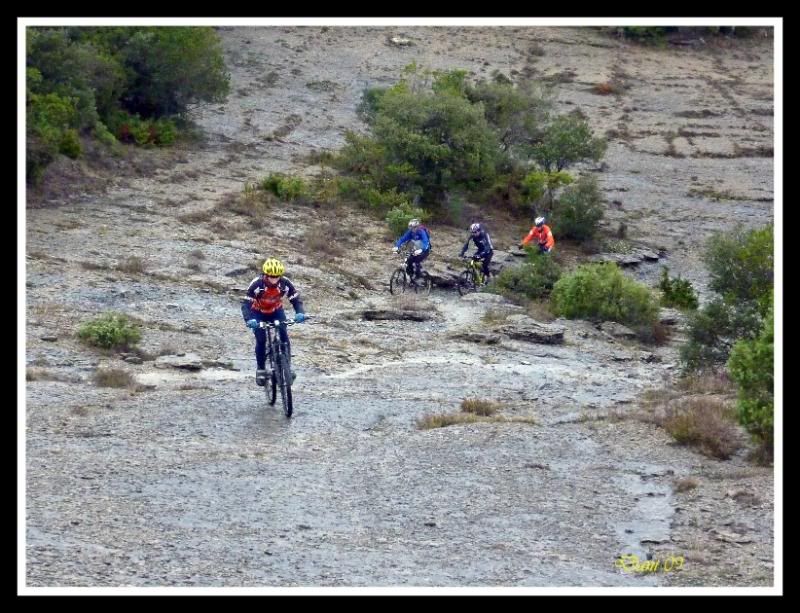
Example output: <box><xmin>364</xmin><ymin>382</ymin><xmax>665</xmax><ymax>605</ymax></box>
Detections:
<box><xmin>255</xmin><ymin>369</ymin><xmax>268</xmax><ymax>386</ymax></box>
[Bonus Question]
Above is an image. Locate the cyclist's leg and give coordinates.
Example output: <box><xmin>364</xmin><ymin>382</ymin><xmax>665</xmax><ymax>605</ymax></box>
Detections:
<box><xmin>482</xmin><ymin>252</ymin><xmax>493</xmax><ymax>280</ymax></box>
<box><xmin>254</xmin><ymin>326</ymin><xmax>267</xmax><ymax>370</ymax></box>
<box><xmin>405</xmin><ymin>256</ymin><xmax>415</xmax><ymax>277</ymax></box>
<box><xmin>253</xmin><ymin>322</ymin><xmax>268</xmax><ymax>385</ymax></box>
<box><xmin>416</xmin><ymin>249</ymin><xmax>430</xmax><ymax>277</ymax></box>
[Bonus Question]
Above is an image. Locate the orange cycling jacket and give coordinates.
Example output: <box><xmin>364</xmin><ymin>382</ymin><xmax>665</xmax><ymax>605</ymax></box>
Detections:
<box><xmin>521</xmin><ymin>224</ymin><xmax>555</xmax><ymax>250</ymax></box>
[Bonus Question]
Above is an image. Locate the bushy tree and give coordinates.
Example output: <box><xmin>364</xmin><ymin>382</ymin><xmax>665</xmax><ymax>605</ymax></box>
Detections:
<box><xmin>681</xmin><ymin>224</ymin><xmax>774</xmax><ymax>372</ymax></box>
<box><xmin>26</xmin><ymin>26</ymin><xmax>229</xmax><ymax>183</ymax></box>
<box><xmin>464</xmin><ymin>79</ymin><xmax>552</xmax><ymax>155</ymax></box>
<box><xmin>703</xmin><ymin>224</ymin><xmax>773</xmax><ymax>316</ymax></box>
<box><xmin>341</xmin><ymin>65</ymin><xmax>606</xmax><ymax>213</ymax></box>
<box><xmin>531</xmin><ymin>112</ymin><xmax>607</xmax><ymax>172</ymax></box>
<box><xmin>118</xmin><ymin>27</ymin><xmax>230</xmax><ymax>117</ymax></box>
<box><xmin>340</xmin><ymin>67</ymin><xmax>500</xmax><ymax>207</ymax></box>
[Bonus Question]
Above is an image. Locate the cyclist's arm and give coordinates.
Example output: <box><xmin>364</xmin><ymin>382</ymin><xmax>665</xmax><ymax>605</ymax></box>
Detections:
<box><xmin>241</xmin><ymin>299</ymin><xmax>257</xmax><ymax>323</ymax></box>
<box><xmin>521</xmin><ymin>227</ymin><xmax>536</xmax><ymax>246</ymax></box>
<box><xmin>281</xmin><ymin>278</ymin><xmax>305</xmax><ymax>315</ymax></box>
<box><xmin>245</xmin><ymin>275</ymin><xmax>263</xmax><ymax>298</ymax></box>
<box><xmin>395</xmin><ymin>230</ymin><xmax>411</xmax><ymax>249</ymax></box>
<box><xmin>459</xmin><ymin>236</ymin><xmax>471</xmax><ymax>257</ymax></box>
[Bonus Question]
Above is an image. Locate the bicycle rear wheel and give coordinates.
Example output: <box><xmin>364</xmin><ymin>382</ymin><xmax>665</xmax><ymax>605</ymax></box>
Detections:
<box><xmin>417</xmin><ymin>271</ymin><xmax>432</xmax><ymax>296</ymax></box>
<box><xmin>457</xmin><ymin>270</ymin><xmax>477</xmax><ymax>296</ymax></box>
<box><xmin>277</xmin><ymin>353</ymin><xmax>293</xmax><ymax>418</ymax></box>
<box><xmin>389</xmin><ymin>268</ymin><xmax>407</xmax><ymax>294</ymax></box>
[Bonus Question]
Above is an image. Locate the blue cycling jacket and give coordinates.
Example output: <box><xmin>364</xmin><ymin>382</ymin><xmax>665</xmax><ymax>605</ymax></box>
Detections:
<box><xmin>395</xmin><ymin>226</ymin><xmax>431</xmax><ymax>252</ymax></box>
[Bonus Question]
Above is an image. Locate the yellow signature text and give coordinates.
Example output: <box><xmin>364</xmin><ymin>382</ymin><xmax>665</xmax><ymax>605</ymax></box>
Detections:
<box><xmin>615</xmin><ymin>553</ymin><xmax>685</xmax><ymax>573</ymax></box>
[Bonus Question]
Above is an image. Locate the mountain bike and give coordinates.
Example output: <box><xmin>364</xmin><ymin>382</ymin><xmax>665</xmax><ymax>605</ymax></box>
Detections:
<box><xmin>389</xmin><ymin>249</ymin><xmax>432</xmax><ymax>296</ymax></box>
<box><xmin>257</xmin><ymin>318</ymin><xmax>307</xmax><ymax>418</ymax></box>
<box><xmin>457</xmin><ymin>256</ymin><xmax>487</xmax><ymax>296</ymax></box>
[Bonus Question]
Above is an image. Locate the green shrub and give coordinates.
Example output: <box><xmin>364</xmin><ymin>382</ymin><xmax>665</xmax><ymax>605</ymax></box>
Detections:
<box><xmin>658</xmin><ymin>266</ymin><xmax>699</xmax><ymax>310</ymax></box>
<box><xmin>620</xmin><ymin>27</ymin><xmax>668</xmax><ymax>43</ymax></box>
<box><xmin>259</xmin><ymin>173</ymin><xmax>308</xmax><ymax>201</ymax></box>
<box><xmin>385</xmin><ymin>204</ymin><xmax>429</xmax><ymax>236</ymax></box>
<box><xmin>78</xmin><ymin>313</ymin><xmax>141</xmax><ymax>350</ymax></box>
<box><xmin>26</xmin><ymin>135</ymin><xmax>55</xmax><ymax>186</ymax></box>
<box><xmin>727</xmin><ymin>299</ymin><xmax>774</xmax><ymax>448</ymax></box>
<box><xmin>152</xmin><ymin>118</ymin><xmax>178</xmax><ymax>145</ymax></box>
<box><xmin>551</xmin><ymin>262</ymin><xmax>659</xmax><ymax>328</ymax></box>
<box><xmin>58</xmin><ymin>128</ymin><xmax>82</xmax><ymax>158</ymax></box>
<box><xmin>552</xmin><ymin>174</ymin><xmax>604</xmax><ymax>241</ymax></box>
<box><xmin>494</xmin><ymin>252</ymin><xmax>562</xmax><ymax>300</ymax></box>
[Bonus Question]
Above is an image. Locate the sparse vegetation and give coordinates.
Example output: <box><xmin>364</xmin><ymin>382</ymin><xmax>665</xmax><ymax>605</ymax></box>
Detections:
<box><xmin>92</xmin><ymin>368</ymin><xmax>135</xmax><ymax>388</ymax></box>
<box><xmin>673</xmin><ymin>477</ymin><xmax>699</xmax><ymax>493</ymax></box>
<box><xmin>461</xmin><ymin>398</ymin><xmax>499</xmax><ymax>416</ymax></box>
<box><xmin>658</xmin><ymin>397</ymin><xmax>741</xmax><ymax>460</ymax></box>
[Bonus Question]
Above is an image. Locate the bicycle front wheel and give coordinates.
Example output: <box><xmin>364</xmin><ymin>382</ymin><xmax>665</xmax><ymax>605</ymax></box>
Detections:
<box><xmin>457</xmin><ymin>270</ymin><xmax>477</xmax><ymax>296</ymax></box>
<box><xmin>267</xmin><ymin>370</ymin><xmax>277</xmax><ymax>405</ymax></box>
<box><xmin>389</xmin><ymin>268</ymin><xmax>407</xmax><ymax>295</ymax></box>
<box><xmin>277</xmin><ymin>353</ymin><xmax>293</xmax><ymax>418</ymax></box>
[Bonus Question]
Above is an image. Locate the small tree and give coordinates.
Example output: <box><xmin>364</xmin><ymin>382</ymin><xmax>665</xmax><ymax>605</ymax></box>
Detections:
<box><xmin>552</xmin><ymin>174</ymin><xmax>604</xmax><ymax>241</ymax></box>
<box><xmin>727</xmin><ymin>298</ymin><xmax>774</xmax><ymax>451</ymax></box>
<box><xmin>658</xmin><ymin>266</ymin><xmax>699</xmax><ymax>310</ymax></box>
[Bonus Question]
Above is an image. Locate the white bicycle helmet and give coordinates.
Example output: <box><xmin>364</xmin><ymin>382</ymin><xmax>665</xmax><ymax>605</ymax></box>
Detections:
<box><xmin>470</xmin><ymin>223</ymin><xmax>481</xmax><ymax>233</ymax></box>
<box><xmin>408</xmin><ymin>218</ymin><xmax>420</xmax><ymax>229</ymax></box>
<box><xmin>534</xmin><ymin>216</ymin><xmax>546</xmax><ymax>227</ymax></box>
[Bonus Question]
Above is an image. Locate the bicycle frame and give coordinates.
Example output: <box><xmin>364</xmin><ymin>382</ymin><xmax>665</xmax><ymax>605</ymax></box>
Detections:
<box><xmin>258</xmin><ymin>319</ymin><xmax>298</xmax><ymax>418</ymax></box>
<box><xmin>466</xmin><ymin>258</ymin><xmax>485</xmax><ymax>284</ymax></box>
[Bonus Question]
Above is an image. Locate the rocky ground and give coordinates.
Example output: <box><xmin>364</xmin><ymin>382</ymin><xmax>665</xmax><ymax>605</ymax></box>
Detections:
<box><xmin>24</xmin><ymin>26</ymin><xmax>776</xmax><ymax>589</ymax></box>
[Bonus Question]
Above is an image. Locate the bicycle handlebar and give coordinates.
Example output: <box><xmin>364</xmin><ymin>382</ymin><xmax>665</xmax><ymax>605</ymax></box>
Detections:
<box><xmin>257</xmin><ymin>315</ymin><xmax>313</xmax><ymax>329</ymax></box>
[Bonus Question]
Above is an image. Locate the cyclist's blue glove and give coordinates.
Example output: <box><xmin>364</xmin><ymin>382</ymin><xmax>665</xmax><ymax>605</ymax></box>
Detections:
<box><xmin>246</xmin><ymin>319</ymin><xmax>259</xmax><ymax>329</ymax></box>
<box><xmin>294</xmin><ymin>313</ymin><xmax>306</xmax><ymax>323</ymax></box>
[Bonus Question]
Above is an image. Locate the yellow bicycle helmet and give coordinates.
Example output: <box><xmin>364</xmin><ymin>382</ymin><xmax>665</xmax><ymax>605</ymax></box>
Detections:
<box><xmin>262</xmin><ymin>258</ymin><xmax>285</xmax><ymax>276</ymax></box>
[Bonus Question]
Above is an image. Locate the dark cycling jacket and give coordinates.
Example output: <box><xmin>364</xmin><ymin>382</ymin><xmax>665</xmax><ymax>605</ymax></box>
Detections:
<box><xmin>460</xmin><ymin>229</ymin><xmax>494</xmax><ymax>258</ymax></box>
<box><xmin>241</xmin><ymin>275</ymin><xmax>304</xmax><ymax>321</ymax></box>
<box><xmin>395</xmin><ymin>227</ymin><xmax>431</xmax><ymax>252</ymax></box>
